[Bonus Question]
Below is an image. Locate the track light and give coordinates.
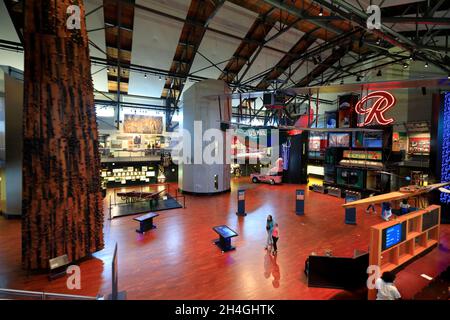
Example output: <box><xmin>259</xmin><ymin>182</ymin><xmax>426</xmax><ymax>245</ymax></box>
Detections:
<box><xmin>319</xmin><ymin>7</ymin><xmax>323</xmax><ymax>16</ymax></box>
<box><xmin>144</xmin><ymin>73</ymin><xmax>147</xmax><ymax>78</ymax></box>
<box><xmin>425</xmin><ymin>62</ymin><xmax>429</xmax><ymax>68</ymax></box>
<box><xmin>340</xmin><ymin>78</ymin><xmax>344</xmax><ymax>85</ymax></box>
<box><xmin>403</xmin><ymin>63</ymin><xmax>408</xmax><ymax>69</ymax></box>
<box><xmin>377</xmin><ymin>70</ymin><xmax>382</xmax><ymax>77</ymax></box>
<box><xmin>159</xmin><ymin>75</ymin><xmax>162</xmax><ymax>81</ymax></box>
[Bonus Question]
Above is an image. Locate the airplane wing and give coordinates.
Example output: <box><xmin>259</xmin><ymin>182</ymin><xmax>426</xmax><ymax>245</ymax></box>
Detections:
<box><xmin>342</xmin><ymin>182</ymin><xmax>450</xmax><ymax>208</ymax></box>
<box><xmin>342</xmin><ymin>192</ymin><xmax>407</xmax><ymax>208</ymax></box>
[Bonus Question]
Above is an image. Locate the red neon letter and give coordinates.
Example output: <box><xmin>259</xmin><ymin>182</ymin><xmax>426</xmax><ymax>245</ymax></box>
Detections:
<box><xmin>355</xmin><ymin>91</ymin><xmax>396</xmax><ymax>126</ymax></box>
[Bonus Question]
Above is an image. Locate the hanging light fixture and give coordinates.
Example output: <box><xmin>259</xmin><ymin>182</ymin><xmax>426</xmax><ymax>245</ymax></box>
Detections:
<box><xmin>319</xmin><ymin>7</ymin><xmax>323</xmax><ymax>16</ymax></box>
<box><xmin>144</xmin><ymin>73</ymin><xmax>147</xmax><ymax>78</ymax></box>
<box><xmin>425</xmin><ymin>62</ymin><xmax>429</xmax><ymax>68</ymax></box>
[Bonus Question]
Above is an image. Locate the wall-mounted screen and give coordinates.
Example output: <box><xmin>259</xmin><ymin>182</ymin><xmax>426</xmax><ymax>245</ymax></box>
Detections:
<box><xmin>352</xmin><ymin>132</ymin><xmax>383</xmax><ymax>148</ymax></box>
<box><xmin>422</xmin><ymin>208</ymin><xmax>439</xmax><ymax>231</ymax></box>
<box><xmin>337</xmin><ymin>167</ymin><xmax>364</xmax><ymax>189</ymax></box>
<box><xmin>382</xmin><ymin>222</ymin><xmax>407</xmax><ymax>251</ymax></box>
<box><xmin>329</xmin><ymin>133</ymin><xmax>350</xmax><ymax>148</ymax></box>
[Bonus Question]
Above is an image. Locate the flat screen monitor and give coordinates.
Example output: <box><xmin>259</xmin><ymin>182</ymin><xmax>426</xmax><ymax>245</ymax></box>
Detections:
<box><xmin>422</xmin><ymin>208</ymin><xmax>439</xmax><ymax>231</ymax></box>
<box><xmin>352</xmin><ymin>132</ymin><xmax>383</xmax><ymax>148</ymax></box>
<box><xmin>337</xmin><ymin>167</ymin><xmax>364</xmax><ymax>189</ymax></box>
<box><xmin>382</xmin><ymin>222</ymin><xmax>407</xmax><ymax>251</ymax></box>
<box><xmin>328</xmin><ymin>133</ymin><xmax>350</xmax><ymax>148</ymax></box>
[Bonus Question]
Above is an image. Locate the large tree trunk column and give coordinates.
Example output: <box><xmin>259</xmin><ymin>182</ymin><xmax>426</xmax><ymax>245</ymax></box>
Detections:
<box><xmin>22</xmin><ymin>0</ymin><xmax>104</xmax><ymax>270</ymax></box>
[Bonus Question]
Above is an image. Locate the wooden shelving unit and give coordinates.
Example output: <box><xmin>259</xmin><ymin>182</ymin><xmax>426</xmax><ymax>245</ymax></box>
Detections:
<box><xmin>368</xmin><ymin>205</ymin><xmax>441</xmax><ymax>300</ymax></box>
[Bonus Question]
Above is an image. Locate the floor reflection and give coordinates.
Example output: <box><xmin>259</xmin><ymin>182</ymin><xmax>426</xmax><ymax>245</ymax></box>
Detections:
<box><xmin>264</xmin><ymin>251</ymin><xmax>281</xmax><ymax>288</ymax></box>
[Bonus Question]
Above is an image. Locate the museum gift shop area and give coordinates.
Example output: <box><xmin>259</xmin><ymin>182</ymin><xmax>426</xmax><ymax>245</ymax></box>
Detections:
<box><xmin>0</xmin><ymin>0</ymin><xmax>449</xmax><ymax>305</ymax></box>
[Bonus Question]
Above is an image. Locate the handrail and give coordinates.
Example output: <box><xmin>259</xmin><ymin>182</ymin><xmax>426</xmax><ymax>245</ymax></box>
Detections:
<box><xmin>0</xmin><ymin>288</ymin><xmax>99</xmax><ymax>300</ymax></box>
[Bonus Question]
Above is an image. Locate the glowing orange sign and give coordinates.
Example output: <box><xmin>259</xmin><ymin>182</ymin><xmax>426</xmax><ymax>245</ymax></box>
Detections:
<box><xmin>355</xmin><ymin>91</ymin><xmax>396</xmax><ymax>126</ymax></box>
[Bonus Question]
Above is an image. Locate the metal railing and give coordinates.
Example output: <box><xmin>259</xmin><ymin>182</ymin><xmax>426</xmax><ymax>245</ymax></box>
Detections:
<box><xmin>0</xmin><ymin>288</ymin><xmax>99</xmax><ymax>300</ymax></box>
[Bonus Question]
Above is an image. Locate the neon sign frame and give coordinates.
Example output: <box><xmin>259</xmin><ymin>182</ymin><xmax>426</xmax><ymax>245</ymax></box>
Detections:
<box><xmin>355</xmin><ymin>91</ymin><xmax>396</xmax><ymax>126</ymax></box>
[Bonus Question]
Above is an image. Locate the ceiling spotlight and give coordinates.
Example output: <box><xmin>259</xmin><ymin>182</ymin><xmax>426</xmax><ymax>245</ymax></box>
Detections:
<box><xmin>356</xmin><ymin>76</ymin><xmax>361</xmax><ymax>82</ymax></box>
<box><xmin>448</xmin><ymin>74</ymin><xmax>450</xmax><ymax>80</ymax></box>
<box><xmin>317</xmin><ymin>55</ymin><xmax>322</xmax><ymax>63</ymax></box>
<box><xmin>159</xmin><ymin>75</ymin><xmax>162</xmax><ymax>81</ymax></box>
<box><xmin>425</xmin><ymin>62</ymin><xmax>429</xmax><ymax>68</ymax></box>
<box><xmin>377</xmin><ymin>70</ymin><xmax>382</xmax><ymax>77</ymax></box>
<box><xmin>340</xmin><ymin>78</ymin><xmax>344</xmax><ymax>85</ymax></box>
<box><xmin>144</xmin><ymin>73</ymin><xmax>147</xmax><ymax>78</ymax></box>
<box><xmin>319</xmin><ymin>7</ymin><xmax>323</xmax><ymax>16</ymax></box>
<box><xmin>376</xmin><ymin>38</ymin><xmax>381</xmax><ymax>45</ymax></box>
<box><xmin>403</xmin><ymin>63</ymin><xmax>408</xmax><ymax>69</ymax></box>
<box><xmin>107</xmin><ymin>68</ymin><xmax>110</xmax><ymax>73</ymax></box>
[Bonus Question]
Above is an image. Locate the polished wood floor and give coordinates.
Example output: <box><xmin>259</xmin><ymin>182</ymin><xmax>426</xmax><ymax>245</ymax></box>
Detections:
<box><xmin>0</xmin><ymin>178</ymin><xmax>449</xmax><ymax>299</ymax></box>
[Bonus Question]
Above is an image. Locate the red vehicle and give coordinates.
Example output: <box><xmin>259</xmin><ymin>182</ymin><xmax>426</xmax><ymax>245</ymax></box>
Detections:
<box><xmin>251</xmin><ymin>173</ymin><xmax>282</xmax><ymax>185</ymax></box>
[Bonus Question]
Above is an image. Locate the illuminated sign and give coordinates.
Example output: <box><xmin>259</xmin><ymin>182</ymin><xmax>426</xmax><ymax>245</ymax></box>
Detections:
<box><xmin>355</xmin><ymin>91</ymin><xmax>396</xmax><ymax>126</ymax></box>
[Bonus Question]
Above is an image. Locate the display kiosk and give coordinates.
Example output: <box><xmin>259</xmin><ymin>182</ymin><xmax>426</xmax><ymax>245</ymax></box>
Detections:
<box><xmin>368</xmin><ymin>205</ymin><xmax>440</xmax><ymax>300</ymax></box>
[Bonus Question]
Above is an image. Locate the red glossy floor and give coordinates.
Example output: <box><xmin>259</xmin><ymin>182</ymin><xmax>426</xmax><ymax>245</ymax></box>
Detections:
<box><xmin>0</xmin><ymin>178</ymin><xmax>449</xmax><ymax>299</ymax></box>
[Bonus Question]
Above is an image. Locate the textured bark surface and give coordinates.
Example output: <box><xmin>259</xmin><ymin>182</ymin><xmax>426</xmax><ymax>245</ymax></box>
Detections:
<box><xmin>22</xmin><ymin>0</ymin><xmax>104</xmax><ymax>270</ymax></box>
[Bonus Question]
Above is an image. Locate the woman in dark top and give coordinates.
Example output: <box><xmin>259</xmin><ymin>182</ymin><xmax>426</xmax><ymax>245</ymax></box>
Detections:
<box><xmin>265</xmin><ymin>215</ymin><xmax>274</xmax><ymax>250</ymax></box>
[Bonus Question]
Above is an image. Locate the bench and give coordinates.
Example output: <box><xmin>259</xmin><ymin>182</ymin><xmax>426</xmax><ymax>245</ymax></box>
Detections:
<box><xmin>134</xmin><ymin>212</ymin><xmax>160</xmax><ymax>234</ymax></box>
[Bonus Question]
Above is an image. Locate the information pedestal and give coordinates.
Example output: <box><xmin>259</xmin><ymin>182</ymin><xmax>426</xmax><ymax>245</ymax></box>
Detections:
<box><xmin>296</xmin><ymin>189</ymin><xmax>305</xmax><ymax>215</ymax></box>
<box><xmin>345</xmin><ymin>195</ymin><xmax>358</xmax><ymax>225</ymax></box>
<box><xmin>236</xmin><ymin>189</ymin><xmax>247</xmax><ymax>216</ymax></box>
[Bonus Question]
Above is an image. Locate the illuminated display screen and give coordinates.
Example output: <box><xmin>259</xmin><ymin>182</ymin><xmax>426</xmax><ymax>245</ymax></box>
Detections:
<box><xmin>382</xmin><ymin>222</ymin><xmax>406</xmax><ymax>251</ymax></box>
<box><xmin>441</xmin><ymin>92</ymin><xmax>450</xmax><ymax>204</ymax></box>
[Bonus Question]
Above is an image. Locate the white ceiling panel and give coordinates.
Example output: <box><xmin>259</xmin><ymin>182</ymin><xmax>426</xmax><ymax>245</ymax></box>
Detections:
<box><xmin>142</xmin><ymin>0</ymin><xmax>191</xmax><ymax>20</ymax></box>
<box><xmin>189</xmin><ymin>30</ymin><xmax>242</xmax><ymax>79</ymax></box>
<box><xmin>129</xmin><ymin>0</ymin><xmax>186</xmax><ymax>97</ymax></box>
<box><xmin>207</xmin><ymin>2</ymin><xmax>258</xmax><ymax>38</ymax></box>
<box><xmin>265</xmin><ymin>26</ymin><xmax>305</xmax><ymax>53</ymax></box>
<box><xmin>0</xmin><ymin>0</ymin><xmax>24</xmax><ymax>70</ymax></box>
<box><xmin>0</xmin><ymin>1</ymin><xmax>20</xmax><ymax>43</ymax></box>
<box><xmin>238</xmin><ymin>47</ymin><xmax>284</xmax><ymax>85</ymax></box>
<box><xmin>86</xmin><ymin>0</ymin><xmax>108</xmax><ymax>92</ymax></box>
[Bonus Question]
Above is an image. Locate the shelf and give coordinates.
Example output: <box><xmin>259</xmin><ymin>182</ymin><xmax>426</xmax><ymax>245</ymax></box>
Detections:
<box><xmin>426</xmin><ymin>239</ymin><xmax>438</xmax><ymax>247</ymax></box>
<box><xmin>414</xmin><ymin>245</ymin><xmax>428</xmax><ymax>255</ymax></box>
<box><xmin>380</xmin><ymin>263</ymin><xmax>398</xmax><ymax>273</ymax></box>
<box><xmin>397</xmin><ymin>254</ymin><xmax>414</xmax><ymax>265</ymax></box>
<box><xmin>407</xmin><ymin>231</ymin><xmax>421</xmax><ymax>240</ymax></box>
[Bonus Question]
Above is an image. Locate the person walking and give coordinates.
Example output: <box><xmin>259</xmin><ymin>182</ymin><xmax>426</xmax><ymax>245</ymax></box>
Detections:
<box><xmin>272</xmin><ymin>223</ymin><xmax>279</xmax><ymax>255</ymax></box>
<box><xmin>265</xmin><ymin>215</ymin><xmax>274</xmax><ymax>250</ymax></box>
<box><xmin>366</xmin><ymin>193</ymin><xmax>377</xmax><ymax>214</ymax></box>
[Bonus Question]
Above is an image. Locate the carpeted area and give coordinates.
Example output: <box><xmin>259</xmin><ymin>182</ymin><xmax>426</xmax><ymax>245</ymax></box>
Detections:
<box><xmin>413</xmin><ymin>266</ymin><xmax>450</xmax><ymax>300</ymax></box>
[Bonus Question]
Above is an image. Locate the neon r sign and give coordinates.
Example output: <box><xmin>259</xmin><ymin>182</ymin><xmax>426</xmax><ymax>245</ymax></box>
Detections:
<box><xmin>355</xmin><ymin>91</ymin><xmax>396</xmax><ymax>126</ymax></box>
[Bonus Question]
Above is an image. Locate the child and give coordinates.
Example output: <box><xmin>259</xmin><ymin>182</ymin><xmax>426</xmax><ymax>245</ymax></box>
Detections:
<box><xmin>381</xmin><ymin>201</ymin><xmax>392</xmax><ymax>221</ymax></box>
<box><xmin>399</xmin><ymin>199</ymin><xmax>410</xmax><ymax>215</ymax></box>
<box><xmin>366</xmin><ymin>193</ymin><xmax>377</xmax><ymax>214</ymax></box>
<box><xmin>272</xmin><ymin>223</ymin><xmax>279</xmax><ymax>255</ymax></box>
<box><xmin>375</xmin><ymin>272</ymin><xmax>401</xmax><ymax>300</ymax></box>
